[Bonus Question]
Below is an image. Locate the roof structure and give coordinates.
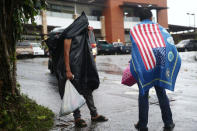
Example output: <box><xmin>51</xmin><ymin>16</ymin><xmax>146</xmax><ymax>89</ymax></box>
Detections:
<box><xmin>168</xmin><ymin>24</ymin><xmax>196</xmax><ymax>33</ymax></box>
<box><xmin>57</xmin><ymin>0</ymin><xmax>106</xmax><ymax>7</ymax></box>
<box><xmin>120</xmin><ymin>2</ymin><xmax>168</xmax><ymax>10</ymax></box>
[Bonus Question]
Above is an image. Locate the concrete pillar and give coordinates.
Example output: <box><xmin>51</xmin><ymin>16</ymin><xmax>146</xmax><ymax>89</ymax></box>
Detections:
<box><xmin>100</xmin><ymin>16</ymin><xmax>106</xmax><ymax>40</ymax></box>
<box><xmin>41</xmin><ymin>10</ymin><xmax>48</xmax><ymax>40</ymax></box>
<box><xmin>157</xmin><ymin>9</ymin><xmax>168</xmax><ymax>28</ymax></box>
<box><xmin>103</xmin><ymin>0</ymin><xmax>125</xmax><ymax>43</ymax></box>
<box><xmin>103</xmin><ymin>0</ymin><xmax>168</xmax><ymax>42</ymax></box>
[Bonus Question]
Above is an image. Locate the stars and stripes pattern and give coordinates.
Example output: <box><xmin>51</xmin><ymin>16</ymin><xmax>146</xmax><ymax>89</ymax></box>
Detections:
<box><xmin>130</xmin><ymin>24</ymin><xmax>166</xmax><ymax>70</ymax></box>
<box><xmin>153</xmin><ymin>48</ymin><xmax>166</xmax><ymax>66</ymax></box>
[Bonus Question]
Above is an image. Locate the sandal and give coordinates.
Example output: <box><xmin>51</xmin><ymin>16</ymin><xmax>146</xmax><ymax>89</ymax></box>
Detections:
<box><xmin>75</xmin><ymin>118</ymin><xmax>87</xmax><ymax>128</ymax></box>
<box><xmin>91</xmin><ymin>115</ymin><xmax>108</xmax><ymax>122</ymax></box>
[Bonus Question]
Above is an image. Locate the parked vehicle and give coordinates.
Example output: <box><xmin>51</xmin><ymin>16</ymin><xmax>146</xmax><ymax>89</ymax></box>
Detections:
<box><xmin>97</xmin><ymin>40</ymin><xmax>115</xmax><ymax>55</ymax></box>
<box><xmin>112</xmin><ymin>42</ymin><xmax>122</xmax><ymax>54</ymax></box>
<box><xmin>112</xmin><ymin>42</ymin><xmax>131</xmax><ymax>54</ymax></box>
<box><xmin>48</xmin><ymin>55</ymin><xmax>54</xmax><ymax>74</ymax></box>
<box><xmin>41</xmin><ymin>40</ymin><xmax>50</xmax><ymax>56</ymax></box>
<box><xmin>30</xmin><ymin>42</ymin><xmax>45</xmax><ymax>56</ymax></box>
<box><xmin>43</xmin><ymin>47</ymin><xmax>49</xmax><ymax>56</ymax></box>
<box><xmin>120</xmin><ymin>43</ymin><xmax>131</xmax><ymax>54</ymax></box>
<box><xmin>176</xmin><ymin>39</ymin><xmax>197</xmax><ymax>52</ymax></box>
<box><xmin>16</xmin><ymin>41</ymin><xmax>33</xmax><ymax>57</ymax></box>
<box><xmin>89</xmin><ymin>28</ymin><xmax>97</xmax><ymax>60</ymax></box>
<box><xmin>47</xmin><ymin>26</ymin><xmax>98</xmax><ymax>73</ymax></box>
<box><xmin>47</xmin><ymin>27</ymin><xmax>64</xmax><ymax>74</ymax></box>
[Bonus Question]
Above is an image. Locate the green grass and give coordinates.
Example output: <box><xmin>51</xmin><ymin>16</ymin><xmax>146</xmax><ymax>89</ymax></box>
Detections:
<box><xmin>0</xmin><ymin>94</ymin><xmax>54</xmax><ymax>131</ymax></box>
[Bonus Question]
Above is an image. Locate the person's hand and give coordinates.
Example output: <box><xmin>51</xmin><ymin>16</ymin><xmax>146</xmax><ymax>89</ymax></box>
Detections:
<box><xmin>66</xmin><ymin>71</ymin><xmax>74</xmax><ymax>80</ymax></box>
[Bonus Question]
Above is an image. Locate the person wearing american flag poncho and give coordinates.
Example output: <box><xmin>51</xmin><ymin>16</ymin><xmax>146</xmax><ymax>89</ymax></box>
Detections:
<box><xmin>129</xmin><ymin>8</ymin><xmax>181</xmax><ymax>131</ymax></box>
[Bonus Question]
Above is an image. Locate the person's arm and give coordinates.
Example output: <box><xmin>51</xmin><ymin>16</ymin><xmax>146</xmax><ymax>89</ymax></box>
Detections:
<box><xmin>64</xmin><ymin>39</ymin><xmax>73</xmax><ymax>80</ymax></box>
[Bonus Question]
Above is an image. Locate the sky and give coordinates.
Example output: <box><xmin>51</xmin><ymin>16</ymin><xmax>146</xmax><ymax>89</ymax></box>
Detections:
<box><xmin>168</xmin><ymin>0</ymin><xmax>197</xmax><ymax>27</ymax></box>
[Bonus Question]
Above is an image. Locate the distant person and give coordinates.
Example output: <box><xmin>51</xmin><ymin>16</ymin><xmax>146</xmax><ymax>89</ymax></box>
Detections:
<box><xmin>59</xmin><ymin>12</ymin><xmax>108</xmax><ymax>128</ymax></box>
<box><xmin>129</xmin><ymin>8</ymin><xmax>181</xmax><ymax>131</ymax></box>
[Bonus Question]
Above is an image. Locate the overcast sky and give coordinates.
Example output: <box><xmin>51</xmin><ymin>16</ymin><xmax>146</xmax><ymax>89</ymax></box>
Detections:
<box><xmin>168</xmin><ymin>0</ymin><xmax>197</xmax><ymax>27</ymax></box>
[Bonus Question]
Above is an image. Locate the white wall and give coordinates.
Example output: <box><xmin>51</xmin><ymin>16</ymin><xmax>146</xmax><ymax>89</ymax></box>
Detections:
<box><xmin>124</xmin><ymin>21</ymin><xmax>139</xmax><ymax>29</ymax></box>
<box><xmin>31</xmin><ymin>12</ymin><xmax>142</xmax><ymax>31</ymax></box>
<box><xmin>31</xmin><ymin>11</ymin><xmax>101</xmax><ymax>29</ymax></box>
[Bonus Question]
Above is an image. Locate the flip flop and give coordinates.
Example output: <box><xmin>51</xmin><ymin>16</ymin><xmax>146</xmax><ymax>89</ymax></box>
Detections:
<box><xmin>75</xmin><ymin>119</ymin><xmax>87</xmax><ymax>128</ymax></box>
<box><xmin>91</xmin><ymin>115</ymin><xmax>108</xmax><ymax>122</ymax></box>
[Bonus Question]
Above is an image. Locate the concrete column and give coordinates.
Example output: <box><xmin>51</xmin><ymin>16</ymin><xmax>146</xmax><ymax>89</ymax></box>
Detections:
<box><xmin>41</xmin><ymin>10</ymin><xmax>48</xmax><ymax>40</ymax></box>
<box><xmin>157</xmin><ymin>9</ymin><xmax>168</xmax><ymax>28</ymax></box>
<box><xmin>103</xmin><ymin>0</ymin><xmax>125</xmax><ymax>43</ymax></box>
<box><xmin>100</xmin><ymin>16</ymin><xmax>106</xmax><ymax>40</ymax></box>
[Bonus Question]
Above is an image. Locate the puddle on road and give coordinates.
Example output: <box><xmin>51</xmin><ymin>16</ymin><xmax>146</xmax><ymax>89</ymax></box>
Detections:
<box><xmin>104</xmin><ymin>71</ymin><xmax>122</xmax><ymax>75</ymax></box>
<box><xmin>124</xmin><ymin>91</ymin><xmax>138</xmax><ymax>95</ymax></box>
<box><xmin>42</xmin><ymin>60</ymin><xmax>48</xmax><ymax>66</ymax></box>
<box><xmin>97</xmin><ymin>63</ymin><xmax>123</xmax><ymax>75</ymax></box>
<box><xmin>18</xmin><ymin>57</ymin><xmax>48</xmax><ymax>65</ymax></box>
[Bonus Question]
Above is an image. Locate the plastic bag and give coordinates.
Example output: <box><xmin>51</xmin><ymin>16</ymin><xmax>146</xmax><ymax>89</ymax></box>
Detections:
<box><xmin>121</xmin><ymin>65</ymin><xmax>136</xmax><ymax>86</ymax></box>
<box><xmin>59</xmin><ymin>80</ymin><xmax>85</xmax><ymax>116</ymax></box>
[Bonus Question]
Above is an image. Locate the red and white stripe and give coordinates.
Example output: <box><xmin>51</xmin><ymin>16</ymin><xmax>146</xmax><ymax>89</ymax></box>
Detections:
<box><xmin>130</xmin><ymin>24</ymin><xmax>165</xmax><ymax>70</ymax></box>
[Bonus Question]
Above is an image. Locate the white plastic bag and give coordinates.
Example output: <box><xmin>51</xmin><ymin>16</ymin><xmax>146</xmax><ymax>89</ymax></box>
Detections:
<box><xmin>59</xmin><ymin>80</ymin><xmax>85</xmax><ymax>116</ymax></box>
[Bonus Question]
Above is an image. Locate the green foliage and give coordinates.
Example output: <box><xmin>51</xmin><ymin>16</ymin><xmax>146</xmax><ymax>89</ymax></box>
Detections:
<box><xmin>0</xmin><ymin>94</ymin><xmax>54</xmax><ymax>130</ymax></box>
<box><xmin>9</xmin><ymin>54</ymin><xmax>17</xmax><ymax>63</ymax></box>
<box><xmin>41</xmin><ymin>40</ymin><xmax>48</xmax><ymax>50</ymax></box>
<box><xmin>11</xmin><ymin>0</ymin><xmax>47</xmax><ymax>41</ymax></box>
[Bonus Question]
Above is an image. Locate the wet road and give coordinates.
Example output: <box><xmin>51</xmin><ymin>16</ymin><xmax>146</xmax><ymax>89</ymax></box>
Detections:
<box><xmin>17</xmin><ymin>52</ymin><xmax>197</xmax><ymax>131</ymax></box>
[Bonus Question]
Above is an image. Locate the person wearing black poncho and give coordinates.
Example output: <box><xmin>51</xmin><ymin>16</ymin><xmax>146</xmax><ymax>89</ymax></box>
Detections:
<box><xmin>54</xmin><ymin>12</ymin><xmax>108</xmax><ymax>128</ymax></box>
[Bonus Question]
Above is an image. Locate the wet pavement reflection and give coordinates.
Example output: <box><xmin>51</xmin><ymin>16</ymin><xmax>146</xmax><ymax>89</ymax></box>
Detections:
<box><xmin>17</xmin><ymin>52</ymin><xmax>197</xmax><ymax>131</ymax></box>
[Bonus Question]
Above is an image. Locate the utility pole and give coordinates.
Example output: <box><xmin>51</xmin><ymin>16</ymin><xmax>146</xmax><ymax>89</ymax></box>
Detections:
<box><xmin>191</xmin><ymin>13</ymin><xmax>195</xmax><ymax>32</ymax></box>
<box><xmin>100</xmin><ymin>16</ymin><xmax>106</xmax><ymax>40</ymax></box>
<box><xmin>41</xmin><ymin>10</ymin><xmax>48</xmax><ymax>40</ymax></box>
<box><xmin>73</xmin><ymin>0</ymin><xmax>78</xmax><ymax>19</ymax></box>
<box><xmin>187</xmin><ymin>13</ymin><xmax>196</xmax><ymax>32</ymax></box>
<box><xmin>187</xmin><ymin>13</ymin><xmax>191</xmax><ymax>28</ymax></box>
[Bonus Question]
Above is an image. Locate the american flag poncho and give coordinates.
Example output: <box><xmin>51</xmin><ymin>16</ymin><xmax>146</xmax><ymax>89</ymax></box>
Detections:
<box><xmin>129</xmin><ymin>19</ymin><xmax>181</xmax><ymax>95</ymax></box>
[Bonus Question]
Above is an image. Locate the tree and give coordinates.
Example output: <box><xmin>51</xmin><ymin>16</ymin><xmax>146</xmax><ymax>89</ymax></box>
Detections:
<box><xmin>0</xmin><ymin>0</ymin><xmax>46</xmax><ymax>105</ymax></box>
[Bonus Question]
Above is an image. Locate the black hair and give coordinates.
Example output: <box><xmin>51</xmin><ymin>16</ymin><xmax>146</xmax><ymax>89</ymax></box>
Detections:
<box><xmin>138</xmin><ymin>8</ymin><xmax>153</xmax><ymax>21</ymax></box>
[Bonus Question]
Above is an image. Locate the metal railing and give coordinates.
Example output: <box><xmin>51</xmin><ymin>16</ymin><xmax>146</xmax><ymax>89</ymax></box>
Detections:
<box><xmin>124</xmin><ymin>17</ymin><xmax>140</xmax><ymax>22</ymax></box>
<box><xmin>87</xmin><ymin>15</ymin><xmax>98</xmax><ymax>21</ymax></box>
<box><xmin>46</xmin><ymin>11</ymin><xmax>100</xmax><ymax>21</ymax></box>
<box><xmin>46</xmin><ymin>11</ymin><xmax>73</xmax><ymax>18</ymax></box>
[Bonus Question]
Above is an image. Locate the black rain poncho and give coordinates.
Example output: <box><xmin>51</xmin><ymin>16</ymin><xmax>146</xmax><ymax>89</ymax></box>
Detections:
<box><xmin>46</xmin><ymin>12</ymin><xmax>100</xmax><ymax>98</ymax></box>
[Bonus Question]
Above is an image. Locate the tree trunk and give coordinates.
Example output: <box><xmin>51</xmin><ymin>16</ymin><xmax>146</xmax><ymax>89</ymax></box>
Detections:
<box><xmin>0</xmin><ymin>0</ymin><xmax>17</xmax><ymax>105</ymax></box>
<box><xmin>0</xmin><ymin>35</ymin><xmax>14</xmax><ymax>105</ymax></box>
<box><xmin>0</xmin><ymin>0</ymin><xmax>45</xmax><ymax>105</ymax></box>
